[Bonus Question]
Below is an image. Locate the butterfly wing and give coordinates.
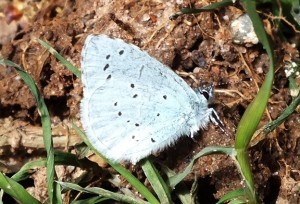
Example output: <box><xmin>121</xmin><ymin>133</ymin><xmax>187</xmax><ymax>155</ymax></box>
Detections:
<box><xmin>81</xmin><ymin>35</ymin><xmax>210</xmax><ymax>163</ymax></box>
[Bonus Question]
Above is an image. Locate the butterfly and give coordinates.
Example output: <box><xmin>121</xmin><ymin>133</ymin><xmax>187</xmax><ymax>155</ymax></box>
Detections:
<box><xmin>80</xmin><ymin>35</ymin><xmax>220</xmax><ymax>163</ymax></box>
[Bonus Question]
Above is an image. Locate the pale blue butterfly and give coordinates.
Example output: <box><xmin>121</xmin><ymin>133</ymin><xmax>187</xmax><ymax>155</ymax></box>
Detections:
<box><xmin>80</xmin><ymin>35</ymin><xmax>220</xmax><ymax>163</ymax></box>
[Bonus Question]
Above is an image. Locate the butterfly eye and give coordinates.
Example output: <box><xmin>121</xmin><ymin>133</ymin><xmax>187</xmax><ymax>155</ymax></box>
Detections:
<box><xmin>201</xmin><ymin>91</ymin><xmax>210</xmax><ymax>100</ymax></box>
<box><xmin>198</xmin><ymin>86</ymin><xmax>214</xmax><ymax>103</ymax></box>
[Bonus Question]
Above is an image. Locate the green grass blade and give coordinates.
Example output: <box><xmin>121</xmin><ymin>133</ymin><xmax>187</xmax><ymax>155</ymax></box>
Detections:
<box><xmin>140</xmin><ymin>159</ymin><xmax>172</xmax><ymax>203</ymax></box>
<box><xmin>228</xmin><ymin>199</ymin><xmax>249</xmax><ymax>204</ymax></box>
<box><xmin>71</xmin><ymin>196</ymin><xmax>109</xmax><ymax>204</ymax></box>
<box><xmin>216</xmin><ymin>188</ymin><xmax>246</xmax><ymax>204</ymax></box>
<box><xmin>0</xmin><ymin>172</ymin><xmax>40</xmax><ymax>204</ymax></box>
<box><xmin>73</xmin><ymin>124</ymin><xmax>159</xmax><ymax>204</ymax></box>
<box><xmin>0</xmin><ymin>58</ymin><xmax>61</xmax><ymax>203</ymax></box>
<box><xmin>11</xmin><ymin>151</ymin><xmax>97</xmax><ymax>182</ymax></box>
<box><xmin>263</xmin><ymin>91</ymin><xmax>300</xmax><ymax>134</ymax></box>
<box><xmin>168</xmin><ymin>146</ymin><xmax>235</xmax><ymax>188</ymax></box>
<box><xmin>11</xmin><ymin>159</ymin><xmax>47</xmax><ymax>182</ymax></box>
<box><xmin>161</xmin><ymin>165</ymin><xmax>192</xmax><ymax>204</ymax></box>
<box><xmin>170</xmin><ymin>0</ymin><xmax>233</xmax><ymax>19</ymax></box>
<box><xmin>234</xmin><ymin>1</ymin><xmax>275</xmax><ymax>203</ymax></box>
<box><xmin>37</xmin><ymin>39</ymin><xmax>81</xmax><ymax>79</ymax></box>
<box><xmin>236</xmin><ymin>0</ymin><xmax>275</xmax><ymax>150</ymax></box>
<box><xmin>58</xmin><ymin>181</ymin><xmax>148</xmax><ymax>204</ymax></box>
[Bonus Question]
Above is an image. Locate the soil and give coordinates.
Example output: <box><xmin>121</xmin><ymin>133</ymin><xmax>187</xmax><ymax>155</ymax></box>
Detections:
<box><xmin>0</xmin><ymin>0</ymin><xmax>299</xmax><ymax>203</ymax></box>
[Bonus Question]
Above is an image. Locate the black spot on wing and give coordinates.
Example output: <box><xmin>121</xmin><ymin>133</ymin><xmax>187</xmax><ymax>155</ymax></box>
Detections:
<box><xmin>104</xmin><ymin>64</ymin><xmax>109</xmax><ymax>71</ymax></box>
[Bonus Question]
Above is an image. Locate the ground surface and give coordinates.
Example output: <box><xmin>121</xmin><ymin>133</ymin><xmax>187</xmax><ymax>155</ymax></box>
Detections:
<box><xmin>0</xmin><ymin>0</ymin><xmax>299</xmax><ymax>203</ymax></box>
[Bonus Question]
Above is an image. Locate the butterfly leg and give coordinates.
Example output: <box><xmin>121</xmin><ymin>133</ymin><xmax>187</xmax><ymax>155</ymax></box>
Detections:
<box><xmin>209</xmin><ymin>108</ymin><xmax>227</xmax><ymax>134</ymax></box>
